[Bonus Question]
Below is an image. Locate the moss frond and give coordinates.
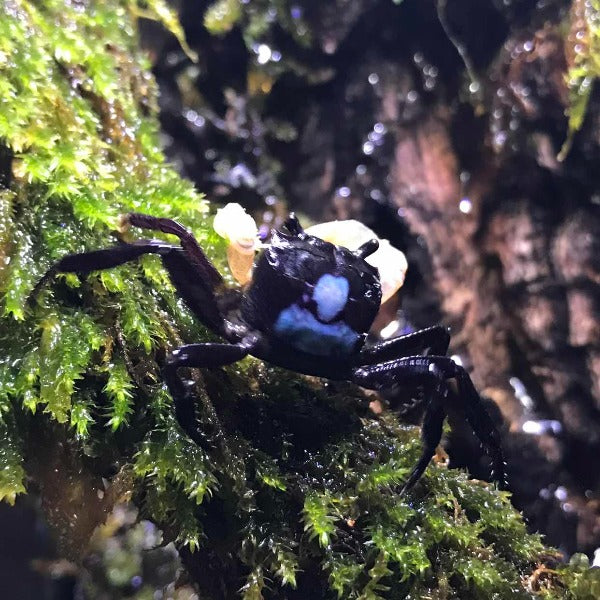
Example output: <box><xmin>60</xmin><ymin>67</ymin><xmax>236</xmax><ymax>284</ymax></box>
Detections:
<box><xmin>303</xmin><ymin>491</ymin><xmax>338</xmax><ymax>548</ymax></box>
<box><xmin>0</xmin><ymin>417</ymin><xmax>26</xmax><ymax>504</ymax></box>
<box><xmin>560</xmin><ymin>0</ymin><xmax>600</xmax><ymax>159</ymax></box>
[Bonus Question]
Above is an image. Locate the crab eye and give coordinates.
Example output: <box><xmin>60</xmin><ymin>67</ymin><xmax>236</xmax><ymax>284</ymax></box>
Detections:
<box><xmin>354</xmin><ymin>239</ymin><xmax>379</xmax><ymax>258</ymax></box>
<box><xmin>284</xmin><ymin>213</ymin><xmax>305</xmax><ymax>236</ymax></box>
<box><xmin>305</xmin><ymin>219</ymin><xmax>407</xmax><ymax>304</ymax></box>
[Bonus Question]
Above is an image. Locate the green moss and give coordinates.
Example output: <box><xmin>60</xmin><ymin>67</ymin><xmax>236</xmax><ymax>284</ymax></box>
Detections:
<box><xmin>0</xmin><ymin>0</ymin><xmax>216</xmax><ymax>512</ymax></box>
<box><xmin>0</xmin><ymin>0</ymin><xmax>595</xmax><ymax>597</ymax></box>
<box><xmin>0</xmin><ymin>414</ymin><xmax>27</xmax><ymax>505</ymax></box>
<box><xmin>204</xmin><ymin>0</ymin><xmax>243</xmax><ymax>35</ymax></box>
<box><xmin>203</xmin><ymin>0</ymin><xmax>312</xmax><ymax>52</ymax></box>
<box><xmin>560</xmin><ymin>0</ymin><xmax>600</xmax><ymax>160</ymax></box>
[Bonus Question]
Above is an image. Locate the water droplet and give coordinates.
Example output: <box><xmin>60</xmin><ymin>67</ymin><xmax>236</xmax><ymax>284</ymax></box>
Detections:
<box><xmin>323</xmin><ymin>39</ymin><xmax>337</xmax><ymax>54</ymax></box>
<box><xmin>494</xmin><ymin>131</ymin><xmax>508</xmax><ymax>148</ymax></box>
<box><xmin>166</xmin><ymin>52</ymin><xmax>179</xmax><ymax>67</ymax></box>
<box><xmin>368</xmin><ymin>73</ymin><xmax>379</xmax><ymax>85</ymax></box>
<box><xmin>539</xmin><ymin>487</ymin><xmax>552</xmax><ymax>500</ymax></box>
<box><xmin>554</xmin><ymin>486</ymin><xmax>567</xmax><ymax>501</ymax></box>
<box><xmin>459</xmin><ymin>198</ymin><xmax>472</xmax><ymax>214</ymax></box>
<box><xmin>256</xmin><ymin>44</ymin><xmax>272</xmax><ymax>65</ymax></box>
<box><xmin>509</xmin><ymin>376</ymin><xmax>534</xmax><ymax>409</ymax></box>
<box><xmin>380</xmin><ymin>320</ymin><xmax>400</xmax><ymax>339</ymax></box>
<box><xmin>369</xmin><ymin>188</ymin><xmax>383</xmax><ymax>201</ymax></box>
<box><xmin>184</xmin><ymin>109</ymin><xmax>205</xmax><ymax>129</ymax></box>
<box><xmin>450</xmin><ymin>354</ymin><xmax>463</xmax><ymax>366</ymax></box>
<box><xmin>362</xmin><ymin>141</ymin><xmax>374</xmax><ymax>155</ymax></box>
<box><xmin>258</xmin><ymin>224</ymin><xmax>270</xmax><ymax>240</ymax></box>
<box><xmin>522</xmin><ymin>419</ymin><xmax>563</xmax><ymax>435</ymax></box>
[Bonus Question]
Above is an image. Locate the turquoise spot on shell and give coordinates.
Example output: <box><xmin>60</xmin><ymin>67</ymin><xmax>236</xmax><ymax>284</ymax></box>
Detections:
<box><xmin>313</xmin><ymin>274</ymin><xmax>349</xmax><ymax>322</ymax></box>
<box><xmin>274</xmin><ymin>304</ymin><xmax>359</xmax><ymax>356</ymax></box>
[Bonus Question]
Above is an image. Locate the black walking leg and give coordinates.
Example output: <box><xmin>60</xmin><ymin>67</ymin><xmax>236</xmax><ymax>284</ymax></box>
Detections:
<box><xmin>358</xmin><ymin>325</ymin><xmax>450</xmax><ymax>365</ymax></box>
<box><xmin>353</xmin><ymin>355</ymin><xmax>505</xmax><ymax>492</ymax></box>
<box><xmin>28</xmin><ymin>239</ymin><xmax>227</xmax><ymax>334</ymax></box>
<box><xmin>124</xmin><ymin>213</ymin><xmax>223</xmax><ymax>287</ymax></box>
<box><xmin>163</xmin><ymin>337</ymin><xmax>260</xmax><ymax>448</ymax></box>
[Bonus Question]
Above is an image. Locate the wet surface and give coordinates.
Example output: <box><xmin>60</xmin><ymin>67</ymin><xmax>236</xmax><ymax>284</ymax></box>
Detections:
<box><xmin>144</xmin><ymin>0</ymin><xmax>600</xmax><ymax>559</ymax></box>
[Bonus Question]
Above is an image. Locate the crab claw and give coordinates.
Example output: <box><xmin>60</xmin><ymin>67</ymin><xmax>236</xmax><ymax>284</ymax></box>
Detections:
<box><xmin>306</xmin><ymin>219</ymin><xmax>408</xmax><ymax>304</ymax></box>
<box><xmin>213</xmin><ymin>203</ymin><xmax>259</xmax><ymax>285</ymax></box>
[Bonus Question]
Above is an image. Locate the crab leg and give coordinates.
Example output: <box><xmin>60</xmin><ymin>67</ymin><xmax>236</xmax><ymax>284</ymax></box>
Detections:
<box><xmin>163</xmin><ymin>336</ymin><xmax>261</xmax><ymax>448</ymax></box>
<box><xmin>28</xmin><ymin>240</ymin><xmax>227</xmax><ymax>335</ymax></box>
<box><xmin>358</xmin><ymin>325</ymin><xmax>450</xmax><ymax>365</ymax></box>
<box><xmin>353</xmin><ymin>355</ymin><xmax>506</xmax><ymax>492</ymax></box>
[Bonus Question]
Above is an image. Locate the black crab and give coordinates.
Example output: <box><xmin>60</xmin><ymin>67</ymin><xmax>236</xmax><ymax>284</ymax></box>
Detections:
<box><xmin>30</xmin><ymin>212</ymin><xmax>505</xmax><ymax>493</ymax></box>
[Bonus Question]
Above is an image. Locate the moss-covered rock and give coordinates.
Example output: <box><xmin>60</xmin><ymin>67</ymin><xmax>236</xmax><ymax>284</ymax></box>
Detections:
<box><xmin>0</xmin><ymin>0</ymin><xmax>596</xmax><ymax>598</ymax></box>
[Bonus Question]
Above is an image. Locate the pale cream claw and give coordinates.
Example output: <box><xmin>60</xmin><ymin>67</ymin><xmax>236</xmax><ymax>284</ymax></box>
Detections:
<box><xmin>213</xmin><ymin>203</ymin><xmax>259</xmax><ymax>285</ymax></box>
<box><xmin>306</xmin><ymin>219</ymin><xmax>407</xmax><ymax>304</ymax></box>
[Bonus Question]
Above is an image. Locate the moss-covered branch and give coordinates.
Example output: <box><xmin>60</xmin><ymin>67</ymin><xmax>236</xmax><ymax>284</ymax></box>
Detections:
<box><xmin>0</xmin><ymin>0</ymin><xmax>597</xmax><ymax>597</ymax></box>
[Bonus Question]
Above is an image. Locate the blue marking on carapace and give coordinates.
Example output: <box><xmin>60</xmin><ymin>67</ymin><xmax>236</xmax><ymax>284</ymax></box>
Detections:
<box><xmin>274</xmin><ymin>303</ymin><xmax>359</xmax><ymax>356</ymax></box>
<box><xmin>313</xmin><ymin>273</ymin><xmax>349</xmax><ymax>322</ymax></box>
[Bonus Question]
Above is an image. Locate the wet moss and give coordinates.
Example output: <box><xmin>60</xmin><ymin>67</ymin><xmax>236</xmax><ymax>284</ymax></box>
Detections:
<box><xmin>0</xmin><ymin>0</ymin><xmax>597</xmax><ymax>598</ymax></box>
<box><xmin>560</xmin><ymin>0</ymin><xmax>600</xmax><ymax>159</ymax></box>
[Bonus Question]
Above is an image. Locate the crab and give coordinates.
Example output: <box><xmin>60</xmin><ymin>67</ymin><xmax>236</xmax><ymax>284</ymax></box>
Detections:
<box><xmin>30</xmin><ymin>211</ymin><xmax>505</xmax><ymax>493</ymax></box>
